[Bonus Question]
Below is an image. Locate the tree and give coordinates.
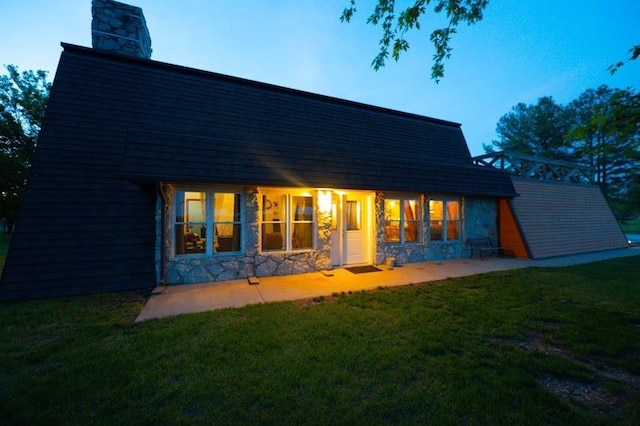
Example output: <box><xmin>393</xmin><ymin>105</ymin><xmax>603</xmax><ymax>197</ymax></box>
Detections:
<box><xmin>0</xmin><ymin>65</ymin><xmax>51</xmax><ymax>229</ymax></box>
<box><xmin>569</xmin><ymin>87</ymin><xmax>625</xmax><ymax>193</ymax></box>
<box><xmin>485</xmin><ymin>97</ymin><xmax>575</xmax><ymax>160</ymax></box>
<box><xmin>340</xmin><ymin>0</ymin><xmax>489</xmax><ymax>82</ymax></box>
<box><xmin>487</xmin><ymin>86</ymin><xmax>640</xmax><ymax>218</ymax></box>
<box><xmin>569</xmin><ymin>86</ymin><xmax>640</xmax><ymax>217</ymax></box>
<box><xmin>608</xmin><ymin>44</ymin><xmax>640</xmax><ymax>75</ymax></box>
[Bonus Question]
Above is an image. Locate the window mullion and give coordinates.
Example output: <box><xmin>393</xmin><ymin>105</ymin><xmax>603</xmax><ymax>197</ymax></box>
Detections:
<box><xmin>445</xmin><ymin>201</ymin><xmax>451</xmax><ymax>241</ymax></box>
<box><xmin>400</xmin><ymin>200</ymin><xmax>405</xmax><ymax>244</ymax></box>
<box><xmin>206</xmin><ymin>191</ymin><xmax>214</xmax><ymax>254</ymax></box>
<box><xmin>285</xmin><ymin>194</ymin><xmax>291</xmax><ymax>251</ymax></box>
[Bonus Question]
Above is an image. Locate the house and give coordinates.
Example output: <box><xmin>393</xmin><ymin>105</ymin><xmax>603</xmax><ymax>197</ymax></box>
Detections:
<box><xmin>0</xmin><ymin>0</ymin><xmax>628</xmax><ymax>300</ymax></box>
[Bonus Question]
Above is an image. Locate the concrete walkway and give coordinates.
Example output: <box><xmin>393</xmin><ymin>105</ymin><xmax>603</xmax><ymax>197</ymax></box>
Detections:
<box><xmin>136</xmin><ymin>247</ymin><xmax>639</xmax><ymax>321</ymax></box>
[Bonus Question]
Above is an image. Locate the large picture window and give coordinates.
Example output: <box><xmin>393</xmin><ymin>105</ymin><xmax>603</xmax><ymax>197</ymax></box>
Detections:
<box><xmin>174</xmin><ymin>189</ymin><xmax>242</xmax><ymax>256</ymax></box>
<box><xmin>261</xmin><ymin>193</ymin><xmax>314</xmax><ymax>251</ymax></box>
<box><xmin>384</xmin><ymin>196</ymin><xmax>420</xmax><ymax>243</ymax></box>
<box><xmin>429</xmin><ymin>199</ymin><xmax>460</xmax><ymax>241</ymax></box>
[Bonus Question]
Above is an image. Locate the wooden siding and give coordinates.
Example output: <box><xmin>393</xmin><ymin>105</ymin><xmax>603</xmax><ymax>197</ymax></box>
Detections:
<box><xmin>509</xmin><ymin>178</ymin><xmax>628</xmax><ymax>259</ymax></box>
<box><xmin>0</xmin><ymin>44</ymin><xmax>516</xmax><ymax>300</ymax></box>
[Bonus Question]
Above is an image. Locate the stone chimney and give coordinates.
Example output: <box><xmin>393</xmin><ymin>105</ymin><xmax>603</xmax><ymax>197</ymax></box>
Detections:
<box><xmin>91</xmin><ymin>0</ymin><xmax>152</xmax><ymax>59</ymax></box>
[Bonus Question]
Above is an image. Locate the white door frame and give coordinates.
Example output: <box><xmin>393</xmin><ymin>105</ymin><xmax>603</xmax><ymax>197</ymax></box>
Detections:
<box><xmin>330</xmin><ymin>191</ymin><xmax>373</xmax><ymax>266</ymax></box>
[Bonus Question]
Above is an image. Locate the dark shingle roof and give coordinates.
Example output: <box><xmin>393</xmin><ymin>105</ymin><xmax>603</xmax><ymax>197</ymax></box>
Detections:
<box><xmin>0</xmin><ymin>44</ymin><xmax>516</xmax><ymax>300</ymax></box>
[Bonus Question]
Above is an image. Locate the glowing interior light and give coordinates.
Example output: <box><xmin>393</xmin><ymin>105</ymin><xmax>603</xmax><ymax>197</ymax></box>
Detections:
<box><xmin>318</xmin><ymin>190</ymin><xmax>332</xmax><ymax>214</ymax></box>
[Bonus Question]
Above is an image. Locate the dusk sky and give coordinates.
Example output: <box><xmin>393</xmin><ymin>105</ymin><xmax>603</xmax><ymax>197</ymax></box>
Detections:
<box><xmin>1</xmin><ymin>0</ymin><xmax>638</xmax><ymax>156</ymax></box>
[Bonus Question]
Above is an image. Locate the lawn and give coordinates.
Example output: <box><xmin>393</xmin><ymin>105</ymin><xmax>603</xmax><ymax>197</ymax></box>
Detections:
<box><xmin>1</xmin><ymin>255</ymin><xmax>639</xmax><ymax>424</ymax></box>
<box><xmin>0</xmin><ymin>233</ymin><xmax>9</xmax><ymax>274</ymax></box>
<box><xmin>620</xmin><ymin>219</ymin><xmax>640</xmax><ymax>234</ymax></box>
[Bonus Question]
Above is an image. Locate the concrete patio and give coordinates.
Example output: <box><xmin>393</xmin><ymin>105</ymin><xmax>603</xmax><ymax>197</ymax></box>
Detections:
<box><xmin>136</xmin><ymin>247</ymin><xmax>639</xmax><ymax>321</ymax></box>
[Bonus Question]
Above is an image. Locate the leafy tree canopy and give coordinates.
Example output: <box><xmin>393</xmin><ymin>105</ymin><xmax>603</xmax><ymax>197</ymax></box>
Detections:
<box><xmin>486</xmin><ymin>96</ymin><xmax>575</xmax><ymax>161</ymax></box>
<box><xmin>340</xmin><ymin>0</ymin><xmax>488</xmax><ymax>82</ymax></box>
<box><xmin>0</xmin><ymin>65</ymin><xmax>51</xmax><ymax>225</ymax></box>
<box><xmin>486</xmin><ymin>86</ymin><xmax>640</xmax><ymax>218</ymax></box>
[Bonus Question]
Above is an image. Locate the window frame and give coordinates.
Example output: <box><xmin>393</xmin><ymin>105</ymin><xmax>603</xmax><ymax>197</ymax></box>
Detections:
<box><xmin>173</xmin><ymin>187</ymin><xmax>244</xmax><ymax>257</ymax></box>
<box><xmin>260</xmin><ymin>190</ymin><xmax>316</xmax><ymax>253</ymax></box>
<box><xmin>429</xmin><ymin>197</ymin><xmax>461</xmax><ymax>242</ymax></box>
<box><xmin>384</xmin><ymin>194</ymin><xmax>422</xmax><ymax>244</ymax></box>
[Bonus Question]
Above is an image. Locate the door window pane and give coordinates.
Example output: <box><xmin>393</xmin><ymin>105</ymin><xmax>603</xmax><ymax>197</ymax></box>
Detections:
<box><xmin>346</xmin><ymin>200</ymin><xmax>361</xmax><ymax>231</ymax></box>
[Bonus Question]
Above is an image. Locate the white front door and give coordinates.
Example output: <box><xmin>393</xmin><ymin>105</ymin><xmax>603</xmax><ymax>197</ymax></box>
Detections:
<box><xmin>330</xmin><ymin>192</ymin><xmax>372</xmax><ymax>266</ymax></box>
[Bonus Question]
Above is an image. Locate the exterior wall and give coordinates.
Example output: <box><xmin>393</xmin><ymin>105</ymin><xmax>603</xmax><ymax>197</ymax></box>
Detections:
<box><xmin>377</xmin><ymin>195</ymin><xmax>499</xmax><ymax>263</ymax></box>
<box><xmin>464</xmin><ymin>197</ymin><xmax>500</xmax><ymax>242</ymax></box>
<box><xmin>499</xmin><ymin>198</ymin><xmax>530</xmax><ymax>258</ymax></box>
<box><xmin>158</xmin><ymin>188</ymin><xmax>499</xmax><ymax>285</ymax></box>
<box><xmin>375</xmin><ymin>193</ymin><xmax>431</xmax><ymax>264</ymax></box>
<box><xmin>161</xmin><ymin>186</ymin><xmax>331</xmax><ymax>285</ymax></box>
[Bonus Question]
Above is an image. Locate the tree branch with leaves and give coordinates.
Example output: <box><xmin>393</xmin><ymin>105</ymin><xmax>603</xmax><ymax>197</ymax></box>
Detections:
<box><xmin>340</xmin><ymin>0</ymin><xmax>488</xmax><ymax>82</ymax></box>
<box><xmin>608</xmin><ymin>44</ymin><xmax>640</xmax><ymax>75</ymax></box>
<box><xmin>0</xmin><ymin>65</ymin><xmax>51</xmax><ymax>226</ymax></box>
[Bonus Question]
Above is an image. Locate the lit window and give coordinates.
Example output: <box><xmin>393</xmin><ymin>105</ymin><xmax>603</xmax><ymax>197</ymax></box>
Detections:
<box><xmin>174</xmin><ymin>189</ymin><xmax>242</xmax><ymax>256</ymax></box>
<box><xmin>261</xmin><ymin>193</ymin><xmax>315</xmax><ymax>251</ymax></box>
<box><xmin>429</xmin><ymin>199</ymin><xmax>460</xmax><ymax>241</ymax></box>
<box><xmin>384</xmin><ymin>196</ymin><xmax>420</xmax><ymax>243</ymax></box>
<box><xmin>345</xmin><ymin>200</ymin><xmax>361</xmax><ymax>230</ymax></box>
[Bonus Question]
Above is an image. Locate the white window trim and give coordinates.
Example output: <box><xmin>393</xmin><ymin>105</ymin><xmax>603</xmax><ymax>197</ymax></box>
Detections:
<box><xmin>259</xmin><ymin>189</ymin><xmax>316</xmax><ymax>253</ymax></box>
<box><xmin>429</xmin><ymin>196</ymin><xmax>462</xmax><ymax>242</ymax></box>
<box><xmin>173</xmin><ymin>186</ymin><xmax>244</xmax><ymax>257</ymax></box>
<box><xmin>384</xmin><ymin>194</ymin><xmax>422</xmax><ymax>245</ymax></box>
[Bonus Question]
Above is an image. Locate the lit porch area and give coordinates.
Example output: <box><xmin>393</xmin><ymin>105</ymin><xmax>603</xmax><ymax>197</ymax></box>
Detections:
<box><xmin>136</xmin><ymin>246</ymin><xmax>638</xmax><ymax>321</ymax></box>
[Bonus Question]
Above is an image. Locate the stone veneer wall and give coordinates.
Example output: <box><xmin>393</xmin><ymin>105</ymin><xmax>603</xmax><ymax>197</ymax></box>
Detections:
<box><xmin>160</xmin><ymin>187</ymin><xmax>331</xmax><ymax>285</ymax></box>
<box><xmin>91</xmin><ymin>0</ymin><xmax>152</xmax><ymax>59</ymax></box>
<box><xmin>376</xmin><ymin>194</ymin><xmax>499</xmax><ymax>264</ymax></box>
<box><xmin>156</xmin><ymin>188</ymin><xmax>499</xmax><ymax>285</ymax></box>
<box><xmin>464</xmin><ymin>197</ymin><xmax>500</xmax><ymax>243</ymax></box>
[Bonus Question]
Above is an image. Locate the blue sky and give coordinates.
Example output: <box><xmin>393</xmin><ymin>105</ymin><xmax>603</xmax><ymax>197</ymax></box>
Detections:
<box><xmin>1</xmin><ymin>0</ymin><xmax>638</xmax><ymax>156</ymax></box>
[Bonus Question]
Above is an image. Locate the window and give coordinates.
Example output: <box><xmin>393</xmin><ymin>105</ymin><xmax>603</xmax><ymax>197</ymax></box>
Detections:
<box><xmin>261</xmin><ymin>193</ymin><xmax>314</xmax><ymax>251</ymax></box>
<box><xmin>345</xmin><ymin>200</ymin><xmax>360</xmax><ymax>230</ymax></box>
<box><xmin>384</xmin><ymin>196</ymin><xmax>420</xmax><ymax>243</ymax></box>
<box><xmin>429</xmin><ymin>199</ymin><xmax>460</xmax><ymax>241</ymax></box>
<box><xmin>174</xmin><ymin>189</ymin><xmax>242</xmax><ymax>256</ymax></box>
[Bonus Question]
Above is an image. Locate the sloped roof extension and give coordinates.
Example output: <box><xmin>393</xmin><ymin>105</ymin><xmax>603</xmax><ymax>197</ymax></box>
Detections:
<box><xmin>509</xmin><ymin>178</ymin><xmax>628</xmax><ymax>258</ymax></box>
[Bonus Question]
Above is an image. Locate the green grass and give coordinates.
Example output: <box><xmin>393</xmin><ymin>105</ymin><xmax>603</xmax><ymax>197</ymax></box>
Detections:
<box><xmin>2</xmin><ymin>256</ymin><xmax>640</xmax><ymax>424</ymax></box>
<box><xmin>620</xmin><ymin>219</ymin><xmax>640</xmax><ymax>234</ymax></box>
<box><xmin>0</xmin><ymin>233</ymin><xmax>10</xmax><ymax>274</ymax></box>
